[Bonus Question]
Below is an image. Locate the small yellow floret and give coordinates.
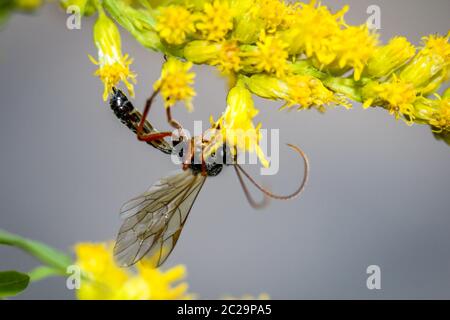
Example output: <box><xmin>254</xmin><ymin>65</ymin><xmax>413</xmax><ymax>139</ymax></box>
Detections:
<box><xmin>211</xmin><ymin>41</ymin><xmax>242</xmax><ymax>75</ymax></box>
<box><xmin>90</xmin><ymin>10</ymin><xmax>136</xmax><ymax>101</ymax></box>
<box><xmin>363</xmin><ymin>76</ymin><xmax>417</xmax><ymax>122</ymax></box>
<box><xmin>154</xmin><ymin>58</ymin><xmax>196</xmax><ymax>111</ymax></box>
<box><xmin>197</xmin><ymin>0</ymin><xmax>234</xmax><ymax>41</ymax></box>
<box><xmin>244</xmin><ymin>32</ymin><xmax>289</xmax><ymax>77</ymax></box>
<box><xmin>156</xmin><ymin>5</ymin><xmax>196</xmax><ymax>45</ymax></box>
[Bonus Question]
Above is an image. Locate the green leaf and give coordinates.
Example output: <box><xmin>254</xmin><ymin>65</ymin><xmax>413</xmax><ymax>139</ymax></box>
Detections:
<box><xmin>0</xmin><ymin>229</ymin><xmax>72</xmax><ymax>272</ymax></box>
<box><xmin>0</xmin><ymin>271</ymin><xmax>30</xmax><ymax>298</ymax></box>
<box><xmin>28</xmin><ymin>266</ymin><xmax>64</xmax><ymax>283</ymax></box>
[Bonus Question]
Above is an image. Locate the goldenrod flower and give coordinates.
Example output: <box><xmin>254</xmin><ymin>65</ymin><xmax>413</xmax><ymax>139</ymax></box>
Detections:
<box><xmin>400</xmin><ymin>33</ymin><xmax>450</xmax><ymax>91</ymax></box>
<box><xmin>243</xmin><ymin>74</ymin><xmax>288</xmax><ymax>100</ymax></box>
<box><xmin>74</xmin><ymin>242</ymin><xmax>193</xmax><ymax>300</ymax></box>
<box><xmin>211</xmin><ymin>41</ymin><xmax>242</xmax><ymax>75</ymax></box>
<box><xmin>89</xmin><ymin>10</ymin><xmax>136</xmax><ymax>101</ymax></box>
<box><xmin>196</xmin><ymin>0</ymin><xmax>234</xmax><ymax>41</ymax></box>
<box><xmin>184</xmin><ymin>40</ymin><xmax>241</xmax><ymax>75</ymax></box>
<box><xmin>325</xmin><ymin>25</ymin><xmax>379</xmax><ymax>81</ymax></box>
<box><xmin>284</xmin><ymin>75</ymin><xmax>350</xmax><ymax>111</ymax></box>
<box><xmin>155</xmin><ymin>5</ymin><xmax>196</xmax><ymax>45</ymax></box>
<box><xmin>422</xmin><ymin>33</ymin><xmax>450</xmax><ymax>64</ymax></box>
<box><xmin>279</xmin><ymin>1</ymin><xmax>348</xmax><ymax>58</ymax></box>
<box><xmin>232</xmin><ymin>0</ymin><xmax>265</xmax><ymax>44</ymax></box>
<box><xmin>245</xmin><ymin>74</ymin><xmax>350</xmax><ymax>112</ymax></box>
<box><xmin>154</xmin><ymin>58</ymin><xmax>196</xmax><ymax>111</ymax></box>
<box><xmin>183</xmin><ymin>40</ymin><xmax>222</xmax><ymax>64</ymax></box>
<box><xmin>428</xmin><ymin>95</ymin><xmax>450</xmax><ymax>132</ymax></box>
<box><xmin>363</xmin><ymin>76</ymin><xmax>417</xmax><ymax>123</ymax></box>
<box><xmin>243</xmin><ymin>32</ymin><xmax>289</xmax><ymax>77</ymax></box>
<box><xmin>210</xmin><ymin>81</ymin><xmax>269</xmax><ymax>168</ymax></box>
<box><xmin>366</xmin><ymin>37</ymin><xmax>416</xmax><ymax>78</ymax></box>
<box><xmin>256</xmin><ymin>0</ymin><xmax>289</xmax><ymax>33</ymax></box>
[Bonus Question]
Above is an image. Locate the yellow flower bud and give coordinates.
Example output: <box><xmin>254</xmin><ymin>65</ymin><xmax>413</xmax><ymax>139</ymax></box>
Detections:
<box><xmin>362</xmin><ymin>76</ymin><xmax>417</xmax><ymax>123</ymax></box>
<box><xmin>210</xmin><ymin>80</ymin><xmax>269</xmax><ymax>168</ymax></box>
<box><xmin>428</xmin><ymin>95</ymin><xmax>450</xmax><ymax>131</ymax></box>
<box><xmin>245</xmin><ymin>74</ymin><xmax>350</xmax><ymax>111</ymax></box>
<box><xmin>232</xmin><ymin>0</ymin><xmax>264</xmax><ymax>44</ymax></box>
<box><xmin>413</xmin><ymin>96</ymin><xmax>437</xmax><ymax>123</ymax></box>
<box><xmin>183</xmin><ymin>40</ymin><xmax>221</xmax><ymax>64</ymax></box>
<box><xmin>90</xmin><ymin>10</ymin><xmax>136</xmax><ymax>101</ymax></box>
<box><xmin>244</xmin><ymin>74</ymin><xmax>289</xmax><ymax>100</ymax></box>
<box><xmin>399</xmin><ymin>33</ymin><xmax>450</xmax><ymax>91</ymax></box>
<box><xmin>365</xmin><ymin>37</ymin><xmax>416</xmax><ymax>78</ymax></box>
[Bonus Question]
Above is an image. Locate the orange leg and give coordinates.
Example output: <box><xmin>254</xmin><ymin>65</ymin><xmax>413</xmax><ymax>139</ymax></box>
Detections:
<box><xmin>200</xmin><ymin>135</ymin><xmax>207</xmax><ymax>176</ymax></box>
<box><xmin>135</xmin><ymin>90</ymin><xmax>173</xmax><ymax>143</ymax></box>
<box><xmin>166</xmin><ymin>107</ymin><xmax>184</xmax><ymax>131</ymax></box>
<box><xmin>182</xmin><ymin>138</ymin><xmax>195</xmax><ymax>170</ymax></box>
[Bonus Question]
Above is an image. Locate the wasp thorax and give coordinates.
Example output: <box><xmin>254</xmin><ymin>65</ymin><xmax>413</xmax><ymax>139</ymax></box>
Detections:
<box><xmin>173</xmin><ymin>138</ymin><xmax>228</xmax><ymax>177</ymax></box>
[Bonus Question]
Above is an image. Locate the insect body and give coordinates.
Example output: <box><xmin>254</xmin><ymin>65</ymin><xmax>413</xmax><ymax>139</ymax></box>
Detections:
<box><xmin>109</xmin><ymin>88</ymin><xmax>309</xmax><ymax>268</ymax></box>
<box><xmin>110</xmin><ymin>88</ymin><xmax>173</xmax><ymax>155</ymax></box>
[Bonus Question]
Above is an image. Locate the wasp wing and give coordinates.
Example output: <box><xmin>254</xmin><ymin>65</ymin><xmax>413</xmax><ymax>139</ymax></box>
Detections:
<box><xmin>113</xmin><ymin>170</ymin><xmax>206</xmax><ymax>268</ymax></box>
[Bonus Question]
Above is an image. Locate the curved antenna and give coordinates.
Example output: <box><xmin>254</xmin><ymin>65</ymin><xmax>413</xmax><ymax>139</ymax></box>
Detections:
<box><xmin>233</xmin><ymin>165</ymin><xmax>269</xmax><ymax>209</ymax></box>
<box><xmin>234</xmin><ymin>144</ymin><xmax>309</xmax><ymax>201</ymax></box>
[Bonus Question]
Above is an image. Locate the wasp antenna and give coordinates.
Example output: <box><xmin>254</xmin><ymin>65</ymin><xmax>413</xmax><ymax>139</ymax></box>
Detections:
<box><xmin>234</xmin><ymin>144</ymin><xmax>309</xmax><ymax>201</ymax></box>
<box><xmin>234</xmin><ymin>165</ymin><xmax>269</xmax><ymax>209</ymax></box>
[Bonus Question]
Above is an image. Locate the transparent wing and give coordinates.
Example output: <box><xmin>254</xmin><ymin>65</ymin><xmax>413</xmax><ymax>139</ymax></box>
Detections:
<box><xmin>113</xmin><ymin>170</ymin><xmax>206</xmax><ymax>268</ymax></box>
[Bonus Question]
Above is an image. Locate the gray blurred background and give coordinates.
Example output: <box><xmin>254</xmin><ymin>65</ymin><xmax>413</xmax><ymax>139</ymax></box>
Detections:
<box><xmin>0</xmin><ymin>0</ymin><xmax>449</xmax><ymax>299</ymax></box>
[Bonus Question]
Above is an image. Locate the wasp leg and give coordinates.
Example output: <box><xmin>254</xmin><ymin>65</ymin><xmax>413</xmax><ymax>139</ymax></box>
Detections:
<box><xmin>166</xmin><ymin>107</ymin><xmax>184</xmax><ymax>131</ymax></box>
<box><xmin>182</xmin><ymin>138</ymin><xmax>194</xmax><ymax>171</ymax></box>
<box><xmin>200</xmin><ymin>135</ymin><xmax>207</xmax><ymax>176</ymax></box>
<box><xmin>137</xmin><ymin>131</ymin><xmax>173</xmax><ymax>142</ymax></box>
<box><xmin>136</xmin><ymin>90</ymin><xmax>162</xmax><ymax>141</ymax></box>
<box><xmin>135</xmin><ymin>90</ymin><xmax>175</xmax><ymax>143</ymax></box>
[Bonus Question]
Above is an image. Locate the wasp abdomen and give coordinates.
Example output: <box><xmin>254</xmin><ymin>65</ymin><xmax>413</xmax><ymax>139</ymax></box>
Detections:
<box><xmin>109</xmin><ymin>88</ymin><xmax>173</xmax><ymax>155</ymax></box>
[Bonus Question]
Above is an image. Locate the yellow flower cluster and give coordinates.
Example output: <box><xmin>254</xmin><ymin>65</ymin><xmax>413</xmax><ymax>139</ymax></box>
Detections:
<box><xmin>197</xmin><ymin>0</ymin><xmax>234</xmax><ymax>41</ymax></box>
<box><xmin>74</xmin><ymin>242</ymin><xmax>193</xmax><ymax>300</ymax></box>
<box><xmin>244</xmin><ymin>74</ymin><xmax>350</xmax><ymax>112</ymax></box>
<box><xmin>243</xmin><ymin>32</ymin><xmax>289</xmax><ymax>78</ymax></box>
<box><xmin>363</xmin><ymin>76</ymin><xmax>417</xmax><ymax>123</ymax></box>
<box><xmin>429</xmin><ymin>95</ymin><xmax>450</xmax><ymax>132</ymax></box>
<box><xmin>86</xmin><ymin>0</ymin><xmax>450</xmax><ymax>157</ymax></box>
<box><xmin>156</xmin><ymin>5</ymin><xmax>196</xmax><ymax>45</ymax></box>
<box><xmin>209</xmin><ymin>80</ymin><xmax>269</xmax><ymax>168</ymax></box>
<box><xmin>362</xmin><ymin>34</ymin><xmax>450</xmax><ymax>127</ymax></box>
<box><xmin>414</xmin><ymin>89</ymin><xmax>450</xmax><ymax>133</ymax></box>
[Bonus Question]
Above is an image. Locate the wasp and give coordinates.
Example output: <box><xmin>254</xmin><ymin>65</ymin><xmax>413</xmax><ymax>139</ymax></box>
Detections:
<box><xmin>109</xmin><ymin>88</ymin><xmax>309</xmax><ymax>267</ymax></box>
